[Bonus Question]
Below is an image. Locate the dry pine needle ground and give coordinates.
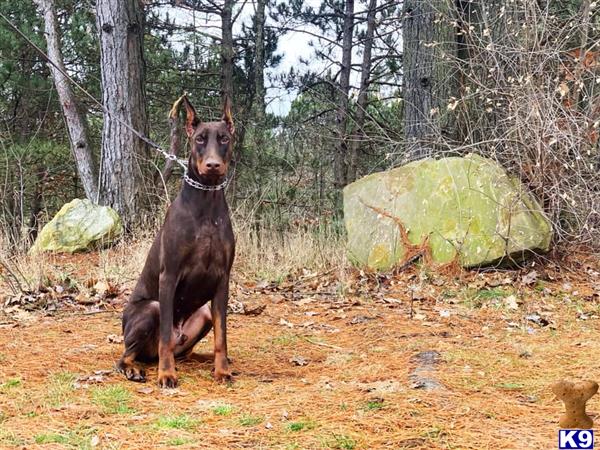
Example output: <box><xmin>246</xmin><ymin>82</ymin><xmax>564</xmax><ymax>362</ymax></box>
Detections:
<box><xmin>0</xmin><ymin>249</ymin><xmax>599</xmax><ymax>449</ymax></box>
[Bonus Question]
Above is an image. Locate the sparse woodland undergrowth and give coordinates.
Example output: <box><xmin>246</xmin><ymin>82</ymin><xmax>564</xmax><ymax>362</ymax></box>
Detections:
<box><xmin>0</xmin><ymin>217</ymin><xmax>348</xmax><ymax>297</ymax></box>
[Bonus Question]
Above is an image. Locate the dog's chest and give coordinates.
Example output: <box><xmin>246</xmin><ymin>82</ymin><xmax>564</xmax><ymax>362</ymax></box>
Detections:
<box><xmin>174</xmin><ymin>223</ymin><xmax>232</xmax><ymax>301</ymax></box>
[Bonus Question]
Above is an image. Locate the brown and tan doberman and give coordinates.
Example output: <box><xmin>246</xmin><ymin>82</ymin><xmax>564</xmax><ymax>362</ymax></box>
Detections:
<box><xmin>116</xmin><ymin>95</ymin><xmax>235</xmax><ymax>388</ymax></box>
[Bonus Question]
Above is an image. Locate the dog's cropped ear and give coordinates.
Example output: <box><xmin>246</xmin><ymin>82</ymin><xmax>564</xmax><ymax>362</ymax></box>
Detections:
<box><xmin>181</xmin><ymin>95</ymin><xmax>200</xmax><ymax>138</ymax></box>
<box><xmin>222</xmin><ymin>95</ymin><xmax>235</xmax><ymax>135</ymax></box>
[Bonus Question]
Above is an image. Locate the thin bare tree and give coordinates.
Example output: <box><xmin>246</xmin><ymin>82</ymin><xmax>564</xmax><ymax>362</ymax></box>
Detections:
<box><xmin>334</xmin><ymin>0</ymin><xmax>355</xmax><ymax>189</ymax></box>
<box><xmin>34</xmin><ymin>0</ymin><xmax>98</xmax><ymax>200</ymax></box>
<box><xmin>348</xmin><ymin>0</ymin><xmax>377</xmax><ymax>182</ymax></box>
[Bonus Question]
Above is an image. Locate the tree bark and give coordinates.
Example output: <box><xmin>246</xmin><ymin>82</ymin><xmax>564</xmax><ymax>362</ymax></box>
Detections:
<box><xmin>334</xmin><ymin>0</ymin><xmax>355</xmax><ymax>189</ymax></box>
<box><xmin>221</xmin><ymin>0</ymin><xmax>235</xmax><ymax>102</ymax></box>
<box><xmin>348</xmin><ymin>0</ymin><xmax>377</xmax><ymax>183</ymax></box>
<box><xmin>253</xmin><ymin>0</ymin><xmax>266</xmax><ymax>123</ymax></box>
<box><xmin>403</xmin><ymin>0</ymin><xmax>457</xmax><ymax>159</ymax></box>
<box><xmin>35</xmin><ymin>0</ymin><xmax>98</xmax><ymax>200</ymax></box>
<box><xmin>96</xmin><ymin>0</ymin><xmax>149</xmax><ymax>226</ymax></box>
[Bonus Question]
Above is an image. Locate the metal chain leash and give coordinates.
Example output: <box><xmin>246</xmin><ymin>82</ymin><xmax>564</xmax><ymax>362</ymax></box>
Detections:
<box><xmin>0</xmin><ymin>11</ymin><xmax>228</xmax><ymax>192</ymax></box>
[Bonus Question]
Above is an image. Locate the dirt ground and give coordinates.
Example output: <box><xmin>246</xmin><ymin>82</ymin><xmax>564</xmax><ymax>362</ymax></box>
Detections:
<box><xmin>1</xmin><ymin>253</ymin><xmax>600</xmax><ymax>449</ymax></box>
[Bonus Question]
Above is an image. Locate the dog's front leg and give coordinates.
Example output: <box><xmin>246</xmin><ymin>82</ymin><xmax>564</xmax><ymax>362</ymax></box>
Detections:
<box><xmin>212</xmin><ymin>278</ymin><xmax>232</xmax><ymax>382</ymax></box>
<box><xmin>158</xmin><ymin>271</ymin><xmax>178</xmax><ymax>388</ymax></box>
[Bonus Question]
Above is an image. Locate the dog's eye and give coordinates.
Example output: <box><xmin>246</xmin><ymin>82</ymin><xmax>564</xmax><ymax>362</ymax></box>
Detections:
<box><xmin>220</xmin><ymin>136</ymin><xmax>230</xmax><ymax>144</ymax></box>
<box><xmin>195</xmin><ymin>135</ymin><xmax>205</xmax><ymax>144</ymax></box>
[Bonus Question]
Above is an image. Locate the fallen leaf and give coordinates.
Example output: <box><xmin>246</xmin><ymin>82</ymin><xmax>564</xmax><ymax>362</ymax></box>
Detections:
<box><xmin>521</xmin><ymin>270</ymin><xmax>538</xmax><ymax>285</ymax></box>
<box><xmin>349</xmin><ymin>315</ymin><xmax>375</xmax><ymax>325</ymax></box>
<box><xmin>525</xmin><ymin>314</ymin><xmax>550</xmax><ymax>327</ymax></box>
<box><xmin>289</xmin><ymin>355</ymin><xmax>309</xmax><ymax>366</ymax></box>
<box><xmin>243</xmin><ymin>304</ymin><xmax>266</xmax><ymax>316</ymax></box>
<box><xmin>279</xmin><ymin>318</ymin><xmax>294</xmax><ymax>328</ymax></box>
<box><xmin>504</xmin><ymin>295</ymin><xmax>519</xmax><ymax>310</ymax></box>
<box><xmin>137</xmin><ymin>387</ymin><xmax>153</xmax><ymax>394</ymax></box>
<box><xmin>107</xmin><ymin>334</ymin><xmax>123</xmax><ymax>344</ymax></box>
<box><xmin>556</xmin><ymin>82</ymin><xmax>570</xmax><ymax>98</ymax></box>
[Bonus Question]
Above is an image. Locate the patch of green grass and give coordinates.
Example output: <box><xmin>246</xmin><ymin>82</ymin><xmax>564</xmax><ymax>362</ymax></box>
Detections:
<box><xmin>271</xmin><ymin>334</ymin><xmax>299</xmax><ymax>346</ymax></box>
<box><xmin>339</xmin><ymin>403</ymin><xmax>348</xmax><ymax>411</ymax></box>
<box><xmin>46</xmin><ymin>372</ymin><xmax>76</xmax><ymax>407</ymax></box>
<box><xmin>441</xmin><ymin>289</ymin><xmax>457</xmax><ymax>299</ymax></box>
<box><xmin>91</xmin><ymin>385</ymin><xmax>135</xmax><ymax>414</ymax></box>
<box><xmin>495</xmin><ymin>382</ymin><xmax>525</xmax><ymax>390</ymax></box>
<box><xmin>166</xmin><ymin>437</ymin><xmax>195</xmax><ymax>446</ymax></box>
<box><xmin>462</xmin><ymin>288</ymin><xmax>510</xmax><ymax>308</ymax></box>
<box><xmin>1</xmin><ymin>378</ymin><xmax>21</xmax><ymax>389</ymax></box>
<box><xmin>364</xmin><ymin>399</ymin><xmax>385</xmax><ymax>411</ymax></box>
<box><xmin>330</xmin><ymin>434</ymin><xmax>357</xmax><ymax>450</ymax></box>
<box><xmin>238</xmin><ymin>414</ymin><xmax>263</xmax><ymax>427</ymax></box>
<box><xmin>33</xmin><ymin>427</ymin><xmax>96</xmax><ymax>449</ymax></box>
<box><xmin>211</xmin><ymin>404</ymin><xmax>234</xmax><ymax>416</ymax></box>
<box><xmin>475</xmin><ymin>288</ymin><xmax>508</xmax><ymax>300</ymax></box>
<box><xmin>286</xmin><ymin>420</ymin><xmax>316</xmax><ymax>432</ymax></box>
<box><xmin>155</xmin><ymin>414</ymin><xmax>199</xmax><ymax>430</ymax></box>
<box><xmin>35</xmin><ymin>433</ymin><xmax>70</xmax><ymax>445</ymax></box>
<box><xmin>284</xmin><ymin>443</ymin><xmax>300</xmax><ymax>450</ymax></box>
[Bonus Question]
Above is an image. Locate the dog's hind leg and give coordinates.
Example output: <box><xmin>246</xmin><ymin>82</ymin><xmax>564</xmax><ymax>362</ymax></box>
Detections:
<box><xmin>174</xmin><ymin>304</ymin><xmax>213</xmax><ymax>360</ymax></box>
<box><xmin>116</xmin><ymin>300</ymin><xmax>160</xmax><ymax>383</ymax></box>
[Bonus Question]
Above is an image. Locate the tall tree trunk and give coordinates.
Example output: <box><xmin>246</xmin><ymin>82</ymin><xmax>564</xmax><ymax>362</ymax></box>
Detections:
<box><xmin>348</xmin><ymin>0</ymin><xmax>377</xmax><ymax>183</ymax></box>
<box><xmin>251</xmin><ymin>0</ymin><xmax>266</xmax><ymax>224</ymax></box>
<box><xmin>253</xmin><ymin>0</ymin><xmax>266</xmax><ymax>123</ymax></box>
<box><xmin>334</xmin><ymin>0</ymin><xmax>355</xmax><ymax>189</ymax></box>
<box><xmin>96</xmin><ymin>0</ymin><xmax>148</xmax><ymax>226</ymax></box>
<box><xmin>221</xmin><ymin>0</ymin><xmax>234</xmax><ymax>102</ymax></box>
<box><xmin>35</xmin><ymin>0</ymin><xmax>98</xmax><ymax>200</ymax></box>
<box><xmin>403</xmin><ymin>0</ymin><xmax>457</xmax><ymax>159</ymax></box>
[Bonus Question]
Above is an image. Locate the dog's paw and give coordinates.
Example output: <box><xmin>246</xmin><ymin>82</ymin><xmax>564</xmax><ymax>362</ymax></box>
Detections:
<box><xmin>157</xmin><ymin>370</ymin><xmax>178</xmax><ymax>389</ymax></box>
<box><xmin>213</xmin><ymin>368</ymin><xmax>233</xmax><ymax>383</ymax></box>
<box><xmin>125</xmin><ymin>367</ymin><xmax>146</xmax><ymax>383</ymax></box>
<box><xmin>116</xmin><ymin>359</ymin><xmax>146</xmax><ymax>383</ymax></box>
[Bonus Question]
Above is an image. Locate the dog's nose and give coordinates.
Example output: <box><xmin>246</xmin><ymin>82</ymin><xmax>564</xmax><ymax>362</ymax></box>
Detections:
<box><xmin>205</xmin><ymin>160</ymin><xmax>221</xmax><ymax>171</ymax></box>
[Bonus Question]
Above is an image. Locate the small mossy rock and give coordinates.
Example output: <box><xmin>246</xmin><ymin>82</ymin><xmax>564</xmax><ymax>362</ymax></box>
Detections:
<box><xmin>31</xmin><ymin>199</ymin><xmax>123</xmax><ymax>253</ymax></box>
<box><xmin>343</xmin><ymin>154</ymin><xmax>552</xmax><ymax>270</ymax></box>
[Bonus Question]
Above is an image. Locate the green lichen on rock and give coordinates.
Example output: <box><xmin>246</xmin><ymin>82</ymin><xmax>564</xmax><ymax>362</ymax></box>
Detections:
<box><xmin>30</xmin><ymin>199</ymin><xmax>123</xmax><ymax>253</ymax></box>
<box><xmin>343</xmin><ymin>154</ymin><xmax>552</xmax><ymax>270</ymax></box>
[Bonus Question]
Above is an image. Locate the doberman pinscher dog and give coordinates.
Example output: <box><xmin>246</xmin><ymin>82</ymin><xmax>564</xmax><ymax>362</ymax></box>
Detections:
<box><xmin>116</xmin><ymin>96</ymin><xmax>235</xmax><ymax>388</ymax></box>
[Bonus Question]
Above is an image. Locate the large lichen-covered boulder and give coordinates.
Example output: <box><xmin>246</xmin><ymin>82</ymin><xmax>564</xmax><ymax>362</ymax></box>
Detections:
<box><xmin>31</xmin><ymin>199</ymin><xmax>123</xmax><ymax>253</ymax></box>
<box><xmin>343</xmin><ymin>154</ymin><xmax>552</xmax><ymax>270</ymax></box>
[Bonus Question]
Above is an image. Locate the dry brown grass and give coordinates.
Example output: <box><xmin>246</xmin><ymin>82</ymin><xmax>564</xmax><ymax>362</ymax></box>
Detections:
<box><xmin>233</xmin><ymin>224</ymin><xmax>347</xmax><ymax>282</ymax></box>
<box><xmin>0</xmin><ymin>221</ymin><xmax>348</xmax><ymax>297</ymax></box>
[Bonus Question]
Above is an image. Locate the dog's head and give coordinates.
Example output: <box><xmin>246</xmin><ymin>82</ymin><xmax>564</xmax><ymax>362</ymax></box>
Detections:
<box><xmin>181</xmin><ymin>96</ymin><xmax>234</xmax><ymax>183</ymax></box>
